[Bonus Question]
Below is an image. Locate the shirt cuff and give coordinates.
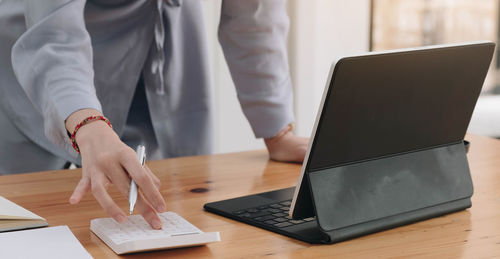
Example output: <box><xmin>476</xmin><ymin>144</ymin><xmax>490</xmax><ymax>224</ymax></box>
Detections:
<box><xmin>43</xmin><ymin>90</ymin><xmax>102</xmax><ymax>158</ymax></box>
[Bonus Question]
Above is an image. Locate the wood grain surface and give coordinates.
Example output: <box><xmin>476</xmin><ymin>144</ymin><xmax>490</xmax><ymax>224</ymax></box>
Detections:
<box><xmin>0</xmin><ymin>134</ymin><xmax>499</xmax><ymax>258</ymax></box>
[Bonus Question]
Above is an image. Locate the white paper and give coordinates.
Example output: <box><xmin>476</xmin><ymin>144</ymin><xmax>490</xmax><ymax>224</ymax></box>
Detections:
<box><xmin>0</xmin><ymin>225</ymin><xmax>93</xmax><ymax>259</ymax></box>
<box><xmin>469</xmin><ymin>95</ymin><xmax>500</xmax><ymax>137</ymax></box>
<box><xmin>0</xmin><ymin>196</ymin><xmax>45</xmax><ymax>220</ymax></box>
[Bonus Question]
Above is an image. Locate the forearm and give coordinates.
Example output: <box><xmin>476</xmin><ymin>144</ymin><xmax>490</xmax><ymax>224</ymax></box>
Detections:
<box><xmin>13</xmin><ymin>0</ymin><xmax>101</xmax><ymax>155</ymax></box>
<box><xmin>219</xmin><ymin>0</ymin><xmax>294</xmax><ymax>138</ymax></box>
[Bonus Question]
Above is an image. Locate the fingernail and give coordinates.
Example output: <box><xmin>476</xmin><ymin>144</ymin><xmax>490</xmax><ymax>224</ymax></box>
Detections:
<box><xmin>152</xmin><ymin>218</ymin><xmax>162</xmax><ymax>229</ymax></box>
<box><xmin>116</xmin><ymin>214</ymin><xmax>127</xmax><ymax>224</ymax></box>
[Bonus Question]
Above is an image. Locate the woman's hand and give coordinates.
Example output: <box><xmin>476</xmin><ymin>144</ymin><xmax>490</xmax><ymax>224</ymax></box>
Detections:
<box><xmin>264</xmin><ymin>125</ymin><xmax>309</xmax><ymax>163</ymax></box>
<box><xmin>66</xmin><ymin>109</ymin><xmax>166</xmax><ymax>229</ymax></box>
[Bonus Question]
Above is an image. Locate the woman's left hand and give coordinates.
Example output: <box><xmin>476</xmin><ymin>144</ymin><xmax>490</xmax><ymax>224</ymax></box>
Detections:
<box><xmin>264</xmin><ymin>128</ymin><xmax>309</xmax><ymax>163</ymax></box>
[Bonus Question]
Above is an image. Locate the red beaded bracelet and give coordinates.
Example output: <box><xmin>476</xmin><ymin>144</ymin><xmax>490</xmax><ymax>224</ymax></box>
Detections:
<box><xmin>70</xmin><ymin>115</ymin><xmax>112</xmax><ymax>154</ymax></box>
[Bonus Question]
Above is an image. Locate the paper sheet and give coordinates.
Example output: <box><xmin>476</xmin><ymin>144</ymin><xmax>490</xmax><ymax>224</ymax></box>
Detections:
<box><xmin>0</xmin><ymin>196</ymin><xmax>45</xmax><ymax>220</ymax></box>
<box><xmin>468</xmin><ymin>95</ymin><xmax>500</xmax><ymax>137</ymax></box>
<box><xmin>0</xmin><ymin>225</ymin><xmax>93</xmax><ymax>259</ymax></box>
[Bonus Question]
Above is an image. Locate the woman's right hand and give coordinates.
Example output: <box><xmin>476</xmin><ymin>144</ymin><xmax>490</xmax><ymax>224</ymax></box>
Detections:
<box><xmin>66</xmin><ymin>109</ymin><xmax>166</xmax><ymax>229</ymax></box>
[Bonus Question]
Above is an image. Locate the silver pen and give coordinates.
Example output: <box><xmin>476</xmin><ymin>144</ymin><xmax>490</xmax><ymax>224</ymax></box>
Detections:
<box><xmin>129</xmin><ymin>145</ymin><xmax>145</xmax><ymax>214</ymax></box>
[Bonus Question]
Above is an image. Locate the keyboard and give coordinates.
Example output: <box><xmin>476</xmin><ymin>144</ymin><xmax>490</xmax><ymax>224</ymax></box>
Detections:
<box><xmin>232</xmin><ymin>200</ymin><xmax>315</xmax><ymax>228</ymax></box>
<box><xmin>90</xmin><ymin>212</ymin><xmax>220</xmax><ymax>254</ymax></box>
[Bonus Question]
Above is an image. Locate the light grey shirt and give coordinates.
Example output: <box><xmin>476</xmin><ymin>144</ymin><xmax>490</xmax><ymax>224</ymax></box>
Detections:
<box><xmin>0</xmin><ymin>0</ymin><xmax>294</xmax><ymax>169</ymax></box>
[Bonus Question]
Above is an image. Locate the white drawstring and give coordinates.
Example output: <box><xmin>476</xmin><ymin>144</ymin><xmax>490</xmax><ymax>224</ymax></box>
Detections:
<box><xmin>151</xmin><ymin>0</ymin><xmax>166</xmax><ymax>95</ymax></box>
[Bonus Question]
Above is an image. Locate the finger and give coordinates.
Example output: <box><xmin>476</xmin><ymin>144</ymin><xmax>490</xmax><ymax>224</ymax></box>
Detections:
<box><xmin>69</xmin><ymin>176</ymin><xmax>90</xmax><ymax>204</ymax></box>
<box><xmin>91</xmin><ymin>174</ymin><xmax>127</xmax><ymax>223</ymax></box>
<box><xmin>145</xmin><ymin>165</ymin><xmax>161</xmax><ymax>190</ymax></box>
<box><xmin>120</xmin><ymin>154</ymin><xmax>166</xmax><ymax>212</ymax></box>
<box><xmin>104</xmin><ymin>162</ymin><xmax>133</xmax><ymax>198</ymax></box>
<box><xmin>136</xmin><ymin>192</ymin><xmax>163</xmax><ymax>229</ymax></box>
<box><xmin>104</xmin><ymin>163</ymin><xmax>162</xmax><ymax>229</ymax></box>
<box><xmin>103</xmin><ymin>162</ymin><xmax>161</xmax><ymax>229</ymax></box>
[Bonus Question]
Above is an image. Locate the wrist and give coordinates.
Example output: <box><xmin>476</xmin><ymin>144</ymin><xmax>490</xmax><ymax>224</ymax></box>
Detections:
<box><xmin>66</xmin><ymin>109</ymin><xmax>115</xmax><ymax>153</ymax></box>
<box><xmin>65</xmin><ymin>108</ymin><xmax>103</xmax><ymax>132</ymax></box>
<box><xmin>75</xmin><ymin>120</ymin><xmax>118</xmax><ymax>152</ymax></box>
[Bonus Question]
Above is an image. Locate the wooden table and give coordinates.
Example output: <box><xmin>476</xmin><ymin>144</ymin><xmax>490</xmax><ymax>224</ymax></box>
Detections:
<box><xmin>1</xmin><ymin>134</ymin><xmax>499</xmax><ymax>258</ymax></box>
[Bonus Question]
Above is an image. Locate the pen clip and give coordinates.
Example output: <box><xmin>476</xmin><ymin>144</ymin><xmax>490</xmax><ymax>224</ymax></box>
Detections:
<box><xmin>137</xmin><ymin>145</ymin><xmax>146</xmax><ymax>167</ymax></box>
<box><xmin>141</xmin><ymin>153</ymin><xmax>146</xmax><ymax>166</ymax></box>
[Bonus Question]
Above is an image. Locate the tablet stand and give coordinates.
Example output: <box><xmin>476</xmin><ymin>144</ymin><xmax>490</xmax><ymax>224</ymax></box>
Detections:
<box><xmin>307</xmin><ymin>142</ymin><xmax>472</xmax><ymax>243</ymax></box>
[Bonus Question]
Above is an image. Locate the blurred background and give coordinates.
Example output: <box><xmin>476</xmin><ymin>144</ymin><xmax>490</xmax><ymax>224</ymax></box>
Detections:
<box><xmin>202</xmin><ymin>0</ymin><xmax>500</xmax><ymax>154</ymax></box>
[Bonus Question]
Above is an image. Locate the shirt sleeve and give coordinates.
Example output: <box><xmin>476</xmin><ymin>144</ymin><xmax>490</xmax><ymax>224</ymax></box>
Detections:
<box><xmin>11</xmin><ymin>0</ymin><xmax>102</xmax><ymax>156</ymax></box>
<box><xmin>218</xmin><ymin>0</ymin><xmax>295</xmax><ymax>139</ymax></box>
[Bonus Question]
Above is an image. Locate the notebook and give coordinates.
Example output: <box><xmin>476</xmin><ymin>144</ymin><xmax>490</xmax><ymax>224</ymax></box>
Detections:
<box><xmin>0</xmin><ymin>195</ymin><xmax>48</xmax><ymax>232</ymax></box>
<box><xmin>91</xmin><ymin>212</ymin><xmax>220</xmax><ymax>254</ymax></box>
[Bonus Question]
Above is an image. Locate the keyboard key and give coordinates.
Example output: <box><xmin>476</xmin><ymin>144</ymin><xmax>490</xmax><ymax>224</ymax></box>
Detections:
<box><xmin>274</xmin><ymin>222</ymin><xmax>293</xmax><ymax>228</ymax></box>
<box><xmin>263</xmin><ymin>215</ymin><xmax>276</xmax><ymax>220</ymax></box>
<box><xmin>272</xmin><ymin>213</ymin><xmax>286</xmax><ymax>217</ymax></box>
<box><xmin>303</xmin><ymin>217</ymin><xmax>315</xmax><ymax>222</ymax></box>
<box><xmin>269</xmin><ymin>204</ymin><xmax>281</xmax><ymax>209</ymax></box>
<box><xmin>274</xmin><ymin>218</ymin><xmax>288</xmax><ymax>223</ymax></box>
<box><xmin>289</xmin><ymin>219</ymin><xmax>304</xmax><ymax>224</ymax></box>
<box><xmin>280</xmin><ymin>201</ymin><xmax>292</xmax><ymax>206</ymax></box>
<box><xmin>253</xmin><ymin>215</ymin><xmax>275</xmax><ymax>221</ymax></box>
<box><xmin>258</xmin><ymin>205</ymin><xmax>268</xmax><ymax>210</ymax></box>
<box><xmin>233</xmin><ymin>210</ymin><xmax>246</xmax><ymax>215</ymax></box>
<box><xmin>247</xmin><ymin>211</ymin><xmax>271</xmax><ymax>218</ymax></box>
<box><xmin>267</xmin><ymin>208</ymin><xmax>281</xmax><ymax>213</ymax></box>
<box><xmin>263</xmin><ymin>220</ymin><xmax>277</xmax><ymax>225</ymax></box>
<box><xmin>246</xmin><ymin>208</ymin><xmax>258</xmax><ymax>213</ymax></box>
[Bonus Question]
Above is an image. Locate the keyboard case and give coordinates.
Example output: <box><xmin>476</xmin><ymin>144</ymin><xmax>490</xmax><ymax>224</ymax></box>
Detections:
<box><xmin>297</xmin><ymin>141</ymin><xmax>473</xmax><ymax>243</ymax></box>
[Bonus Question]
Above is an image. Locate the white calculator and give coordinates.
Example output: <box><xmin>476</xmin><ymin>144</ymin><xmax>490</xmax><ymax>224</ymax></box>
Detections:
<box><xmin>90</xmin><ymin>212</ymin><xmax>220</xmax><ymax>254</ymax></box>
